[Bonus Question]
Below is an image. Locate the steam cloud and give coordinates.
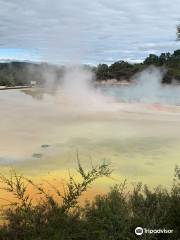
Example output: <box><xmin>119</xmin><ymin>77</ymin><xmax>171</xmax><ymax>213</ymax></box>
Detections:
<box><xmin>106</xmin><ymin>66</ymin><xmax>180</xmax><ymax>106</ymax></box>
<box><xmin>31</xmin><ymin>64</ymin><xmax>180</xmax><ymax>114</ymax></box>
<box><xmin>55</xmin><ymin>65</ymin><xmax>116</xmax><ymax>112</ymax></box>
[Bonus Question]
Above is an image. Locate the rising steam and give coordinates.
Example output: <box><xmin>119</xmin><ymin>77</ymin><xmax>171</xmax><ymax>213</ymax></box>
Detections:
<box><xmin>56</xmin><ymin>65</ymin><xmax>116</xmax><ymax>112</ymax></box>
<box><xmin>106</xmin><ymin>66</ymin><xmax>180</xmax><ymax>106</ymax></box>
<box><xmin>29</xmin><ymin>64</ymin><xmax>180</xmax><ymax>114</ymax></box>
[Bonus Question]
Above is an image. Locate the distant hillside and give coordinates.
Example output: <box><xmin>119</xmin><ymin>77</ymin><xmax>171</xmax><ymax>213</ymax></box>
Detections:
<box><xmin>1</xmin><ymin>49</ymin><xmax>180</xmax><ymax>86</ymax></box>
<box><xmin>0</xmin><ymin>61</ymin><xmax>64</xmax><ymax>87</ymax></box>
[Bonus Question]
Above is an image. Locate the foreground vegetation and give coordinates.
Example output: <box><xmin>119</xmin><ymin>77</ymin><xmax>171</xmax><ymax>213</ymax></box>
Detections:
<box><xmin>1</xmin><ymin>49</ymin><xmax>180</xmax><ymax>87</ymax></box>
<box><xmin>0</xmin><ymin>162</ymin><xmax>179</xmax><ymax>240</ymax></box>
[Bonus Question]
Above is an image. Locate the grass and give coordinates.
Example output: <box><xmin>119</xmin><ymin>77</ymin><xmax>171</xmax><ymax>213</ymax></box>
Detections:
<box><xmin>0</xmin><ymin>162</ymin><xmax>179</xmax><ymax>240</ymax></box>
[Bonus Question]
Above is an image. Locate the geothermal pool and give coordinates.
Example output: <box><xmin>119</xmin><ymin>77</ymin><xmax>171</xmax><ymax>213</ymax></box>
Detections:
<box><xmin>0</xmin><ymin>86</ymin><xmax>180</xmax><ymax>194</ymax></box>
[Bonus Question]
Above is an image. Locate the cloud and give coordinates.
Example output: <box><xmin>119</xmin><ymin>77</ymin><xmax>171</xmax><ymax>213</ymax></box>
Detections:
<box><xmin>0</xmin><ymin>0</ymin><xmax>180</xmax><ymax>63</ymax></box>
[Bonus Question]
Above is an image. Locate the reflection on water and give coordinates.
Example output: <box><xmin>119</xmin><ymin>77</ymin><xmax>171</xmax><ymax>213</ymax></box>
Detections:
<box><xmin>0</xmin><ymin>88</ymin><xmax>180</xmax><ymax>190</ymax></box>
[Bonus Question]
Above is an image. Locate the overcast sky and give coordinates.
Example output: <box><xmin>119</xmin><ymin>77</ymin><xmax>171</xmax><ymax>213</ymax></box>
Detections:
<box><xmin>0</xmin><ymin>0</ymin><xmax>180</xmax><ymax>64</ymax></box>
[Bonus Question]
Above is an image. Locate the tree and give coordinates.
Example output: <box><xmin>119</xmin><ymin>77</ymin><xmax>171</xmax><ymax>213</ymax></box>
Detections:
<box><xmin>109</xmin><ymin>61</ymin><xmax>133</xmax><ymax>80</ymax></box>
<box><xmin>144</xmin><ymin>54</ymin><xmax>159</xmax><ymax>65</ymax></box>
<box><xmin>159</xmin><ymin>53</ymin><xmax>171</xmax><ymax>65</ymax></box>
<box><xmin>173</xmin><ymin>49</ymin><xmax>180</xmax><ymax>57</ymax></box>
<box><xmin>176</xmin><ymin>25</ymin><xmax>180</xmax><ymax>41</ymax></box>
<box><xmin>96</xmin><ymin>64</ymin><xmax>109</xmax><ymax>80</ymax></box>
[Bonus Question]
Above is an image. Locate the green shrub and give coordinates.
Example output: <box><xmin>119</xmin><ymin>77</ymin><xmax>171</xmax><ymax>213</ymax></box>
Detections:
<box><xmin>0</xmin><ymin>165</ymin><xmax>179</xmax><ymax>240</ymax></box>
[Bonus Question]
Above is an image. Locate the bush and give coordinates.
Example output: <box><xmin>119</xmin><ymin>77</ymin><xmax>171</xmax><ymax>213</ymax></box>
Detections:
<box><xmin>0</xmin><ymin>164</ymin><xmax>179</xmax><ymax>240</ymax></box>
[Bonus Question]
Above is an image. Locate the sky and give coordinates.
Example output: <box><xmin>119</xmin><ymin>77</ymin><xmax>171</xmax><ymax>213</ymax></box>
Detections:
<box><xmin>0</xmin><ymin>0</ymin><xmax>180</xmax><ymax>64</ymax></box>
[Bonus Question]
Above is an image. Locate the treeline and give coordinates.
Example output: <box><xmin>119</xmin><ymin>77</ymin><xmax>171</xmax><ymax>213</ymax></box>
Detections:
<box><xmin>0</xmin><ymin>163</ymin><xmax>179</xmax><ymax>240</ymax></box>
<box><xmin>1</xmin><ymin>49</ymin><xmax>180</xmax><ymax>86</ymax></box>
<box><xmin>0</xmin><ymin>62</ymin><xmax>64</xmax><ymax>87</ymax></box>
<box><xmin>96</xmin><ymin>49</ymin><xmax>180</xmax><ymax>83</ymax></box>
